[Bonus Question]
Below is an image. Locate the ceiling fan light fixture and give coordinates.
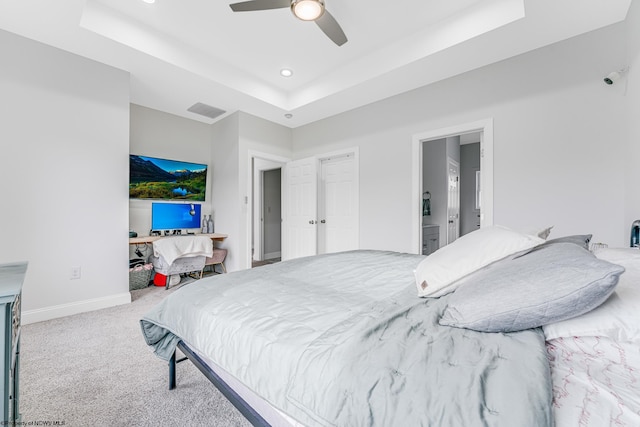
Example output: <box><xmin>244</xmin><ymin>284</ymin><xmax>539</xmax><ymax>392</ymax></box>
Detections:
<box><xmin>291</xmin><ymin>0</ymin><xmax>324</xmax><ymax>21</ymax></box>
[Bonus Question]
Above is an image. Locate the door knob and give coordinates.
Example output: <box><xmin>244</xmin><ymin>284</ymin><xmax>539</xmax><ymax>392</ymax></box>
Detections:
<box><xmin>320</xmin><ymin>219</ymin><xmax>326</xmax><ymax>223</ymax></box>
<box><xmin>309</xmin><ymin>220</ymin><xmax>316</xmax><ymax>225</ymax></box>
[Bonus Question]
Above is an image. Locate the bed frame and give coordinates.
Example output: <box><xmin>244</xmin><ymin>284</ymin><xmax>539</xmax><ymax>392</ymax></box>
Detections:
<box><xmin>169</xmin><ymin>340</ymin><xmax>270</xmax><ymax>427</ymax></box>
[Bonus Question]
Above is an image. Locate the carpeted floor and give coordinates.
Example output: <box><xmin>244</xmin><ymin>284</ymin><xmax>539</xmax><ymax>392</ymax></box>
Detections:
<box><xmin>19</xmin><ymin>284</ymin><xmax>252</xmax><ymax>427</ymax></box>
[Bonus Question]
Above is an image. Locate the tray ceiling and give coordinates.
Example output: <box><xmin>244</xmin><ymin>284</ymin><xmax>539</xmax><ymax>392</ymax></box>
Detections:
<box><xmin>0</xmin><ymin>0</ymin><xmax>631</xmax><ymax>127</ymax></box>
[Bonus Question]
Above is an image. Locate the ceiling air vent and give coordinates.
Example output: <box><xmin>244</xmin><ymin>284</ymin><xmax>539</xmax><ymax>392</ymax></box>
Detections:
<box><xmin>187</xmin><ymin>102</ymin><xmax>226</xmax><ymax>120</ymax></box>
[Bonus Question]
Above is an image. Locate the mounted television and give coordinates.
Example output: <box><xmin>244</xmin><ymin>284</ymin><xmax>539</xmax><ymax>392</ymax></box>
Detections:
<box><xmin>151</xmin><ymin>202</ymin><xmax>202</xmax><ymax>231</ymax></box>
<box><xmin>130</xmin><ymin>155</ymin><xmax>207</xmax><ymax>201</ymax></box>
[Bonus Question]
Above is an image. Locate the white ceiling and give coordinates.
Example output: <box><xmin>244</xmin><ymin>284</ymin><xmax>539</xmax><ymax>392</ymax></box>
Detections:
<box><xmin>0</xmin><ymin>0</ymin><xmax>632</xmax><ymax>128</ymax></box>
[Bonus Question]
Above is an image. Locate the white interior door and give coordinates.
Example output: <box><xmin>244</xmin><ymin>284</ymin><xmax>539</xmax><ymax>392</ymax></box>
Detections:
<box><xmin>283</xmin><ymin>157</ymin><xmax>318</xmax><ymax>260</ymax></box>
<box><xmin>447</xmin><ymin>158</ymin><xmax>460</xmax><ymax>244</ymax></box>
<box><xmin>318</xmin><ymin>154</ymin><xmax>358</xmax><ymax>254</ymax></box>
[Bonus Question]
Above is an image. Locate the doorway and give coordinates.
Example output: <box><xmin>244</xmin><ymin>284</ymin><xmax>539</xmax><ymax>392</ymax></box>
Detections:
<box><xmin>411</xmin><ymin>119</ymin><xmax>494</xmax><ymax>255</ymax></box>
<box><xmin>260</xmin><ymin>168</ymin><xmax>282</xmax><ymax>263</ymax></box>
<box><xmin>248</xmin><ymin>148</ymin><xmax>359</xmax><ymax>266</ymax></box>
<box><xmin>282</xmin><ymin>148</ymin><xmax>359</xmax><ymax>261</ymax></box>
<box><xmin>251</xmin><ymin>154</ymin><xmax>287</xmax><ymax>268</ymax></box>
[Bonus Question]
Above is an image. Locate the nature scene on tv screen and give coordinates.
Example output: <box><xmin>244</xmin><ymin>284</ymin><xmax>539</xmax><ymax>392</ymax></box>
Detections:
<box><xmin>129</xmin><ymin>155</ymin><xmax>207</xmax><ymax>201</ymax></box>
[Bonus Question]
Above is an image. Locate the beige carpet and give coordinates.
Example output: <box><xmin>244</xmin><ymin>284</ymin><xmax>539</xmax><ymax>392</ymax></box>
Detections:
<box><xmin>19</xmin><ymin>284</ymin><xmax>252</xmax><ymax>427</ymax></box>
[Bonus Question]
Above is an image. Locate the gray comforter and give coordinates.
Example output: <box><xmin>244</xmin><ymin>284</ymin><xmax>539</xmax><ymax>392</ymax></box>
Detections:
<box><xmin>141</xmin><ymin>250</ymin><xmax>552</xmax><ymax>427</ymax></box>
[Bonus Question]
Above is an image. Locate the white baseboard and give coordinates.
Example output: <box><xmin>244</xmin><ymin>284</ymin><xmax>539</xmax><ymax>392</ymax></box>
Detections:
<box><xmin>264</xmin><ymin>251</ymin><xmax>281</xmax><ymax>260</ymax></box>
<box><xmin>22</xmin><ymin>292</ymin><xmax>132</xmax><ymax>325</ymax></box>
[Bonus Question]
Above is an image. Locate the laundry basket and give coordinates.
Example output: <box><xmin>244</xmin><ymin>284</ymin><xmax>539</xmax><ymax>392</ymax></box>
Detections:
<box><xmin>129</xmin><ymin>264</ymin><xmax>153</xmax><ymax>290</ymax></box>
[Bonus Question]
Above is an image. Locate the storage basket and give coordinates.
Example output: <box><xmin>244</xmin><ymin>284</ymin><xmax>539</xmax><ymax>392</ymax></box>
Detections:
<box><xmin>129</xmin><ymin>264</ymin><xmax>153</xmax><ymax>290</ymax></box>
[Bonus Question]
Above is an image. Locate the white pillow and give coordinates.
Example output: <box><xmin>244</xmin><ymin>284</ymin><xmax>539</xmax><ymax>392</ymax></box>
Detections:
<box><xmin>543</xmin><ymin>247</ymin><xmax>640</xmax><ymax>343</ymax></box>
<box><xmin>414</xmin><ymin>225</ymin><xmax>544</xmax><ymax>297</ymax></box>
<box><xmin>518</xmin><ymin>225</ymin><xmax>554</xmax><ymax>240</ymax></box>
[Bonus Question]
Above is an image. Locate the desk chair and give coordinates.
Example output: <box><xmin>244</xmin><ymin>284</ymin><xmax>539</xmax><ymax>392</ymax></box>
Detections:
<box><xmin>200</xmin><ymin>248</ymin><xmax>227</xmax><ymax>277</ymax></box>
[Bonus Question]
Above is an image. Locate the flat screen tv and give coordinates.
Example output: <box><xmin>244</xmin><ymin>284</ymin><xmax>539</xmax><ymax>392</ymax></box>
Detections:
<box><xmin>130</xmin><ymin>155</ymin><xmax>207</xmax><ymax>201</ymax></box>
<box><xmin>151</xmin><ymin>202</ymin><xmax>202</xmax><ymax>231</ymax></box>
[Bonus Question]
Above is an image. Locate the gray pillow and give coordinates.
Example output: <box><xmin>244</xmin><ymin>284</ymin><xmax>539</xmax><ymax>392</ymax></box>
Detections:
<box><xmin>543</xmin><ymin>234</ymin><xmax>592</xmax><ymax>250</ymax></box>
<box><xmin>439</xmin><ymin>242</ymin><xmax>624</xmax><ymax>333</ymax></box>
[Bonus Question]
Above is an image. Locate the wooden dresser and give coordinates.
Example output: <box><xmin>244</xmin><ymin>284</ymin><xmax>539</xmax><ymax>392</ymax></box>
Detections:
<box><xmin>0</xmin><ymin>262</ymin><xmax>26</xmax><ymax>424</ymax></box>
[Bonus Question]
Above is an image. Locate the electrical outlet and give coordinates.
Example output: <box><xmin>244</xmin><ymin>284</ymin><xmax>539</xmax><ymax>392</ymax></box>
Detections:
<box><xmin>70</xmin><ymin>266</ymin><xmax>81</xmax><ymax>280</ymax></box>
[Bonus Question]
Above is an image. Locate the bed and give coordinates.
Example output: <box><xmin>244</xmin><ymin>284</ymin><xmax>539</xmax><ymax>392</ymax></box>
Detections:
<box><xmin>140</xmin><ymin>226</ymin><xmax>640</xmax><ymax>427</ymax></box>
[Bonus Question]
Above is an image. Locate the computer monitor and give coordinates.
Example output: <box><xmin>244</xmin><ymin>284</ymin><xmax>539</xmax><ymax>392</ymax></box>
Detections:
<box><xmin>151</xmin><ymin>202</ymin><xmax>201</xmax><ymax>231</ymax></box>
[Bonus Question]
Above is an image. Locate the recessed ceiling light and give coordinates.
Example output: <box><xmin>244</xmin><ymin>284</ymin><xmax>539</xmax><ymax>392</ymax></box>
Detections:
<box><xmin>142</xmin><ymin>0</ymin><xmax>156</xmax><ymax>4</ymax></box>
<box><xmin>280</xmin><ymin>68</ymin><xmax>293</xmax><ymax>78</ymax></box>
<box><xmin>284</xmin><ymin>113</ymin><xmax>293</xmax><ymax>119</ymax></box>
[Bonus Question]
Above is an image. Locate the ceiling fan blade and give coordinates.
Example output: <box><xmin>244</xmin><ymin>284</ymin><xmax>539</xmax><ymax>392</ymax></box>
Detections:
<box><xmin>229</xmin><ymin>0</ymin><xmax>291</xmax><ymax>12</ymax></box>
<box><xmin>315</xmin><ymin>9</ymin><xmax>347</xmax><ymax>46</ymax></box>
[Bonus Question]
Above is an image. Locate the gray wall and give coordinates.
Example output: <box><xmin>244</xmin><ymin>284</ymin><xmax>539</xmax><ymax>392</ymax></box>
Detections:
<box><xmin>212</xmin><ymin>111</ymin><xmax>292</xmax><ymax>271</ymax></box>
<box><xmin>0</xmin><ymin>29</ymin><xmax>130</xmax><ymax>322</ymax></box>
<box><xmin>129</xmin><ymin>108</ymin><xmax>292</xmax><ymax>273</ymax></box>
<box><xmin>129</xmin><ymin>103</ymin><xmax>213</xmax><ymax>247</ymax></box>
<box><xmin>4</xmin><ymin>2</ymin><xmax>640</xmax><ymax>322</ymax></box>
<box><xmin>292</xmin><ymin>22</ymin><xmax>629</xmax><ymax>250</ymax></box>
<box><xmin>626</xmin><ymin>1</ymin><xmax>640</xmax><ymax>232</ymax></box>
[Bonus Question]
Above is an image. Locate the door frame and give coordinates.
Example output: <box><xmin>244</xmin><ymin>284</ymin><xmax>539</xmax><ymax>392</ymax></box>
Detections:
<box><xmin>253</xmin><ymin>161</ymin><xmax>283</xmax><ymax>262</ymax></box>
<box><xmin>247</xmin><ymin>150</ymin><xmax>290</xmax><ymax>268</ymax></box>
<box><xmin>411</xmin><ymin>118</ymin><xmax>494</xmax><ymax>254</ymax></box>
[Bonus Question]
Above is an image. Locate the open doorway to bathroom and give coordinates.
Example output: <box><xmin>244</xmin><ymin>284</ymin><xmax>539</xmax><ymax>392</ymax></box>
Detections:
<box><xmin>411</xmin><ymin>119</ymin><xmax>494</xmax><ymax>255</ymax></box>
<box><xmin>421</xmin><ymin>134</ymin><xmax>481</xmax><ymax>253</ymax></box>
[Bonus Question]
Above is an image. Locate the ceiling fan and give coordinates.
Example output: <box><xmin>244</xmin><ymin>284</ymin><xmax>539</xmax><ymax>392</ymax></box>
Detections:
<box><xmin>229</xmin><ymin>0</ymin><xmax>348</xmax><ymax>46</ymax></box>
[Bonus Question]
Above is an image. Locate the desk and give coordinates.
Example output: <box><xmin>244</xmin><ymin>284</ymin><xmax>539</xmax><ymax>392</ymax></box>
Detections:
<box><xmin>129</xmin><ymin>233</ymin><xmax>227</xmax><ymax>245</ymax></box>
<box><xmin>129</xmin><ymin>233</ymin><xmax>229</xmax><ymax>288</ymax></box>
